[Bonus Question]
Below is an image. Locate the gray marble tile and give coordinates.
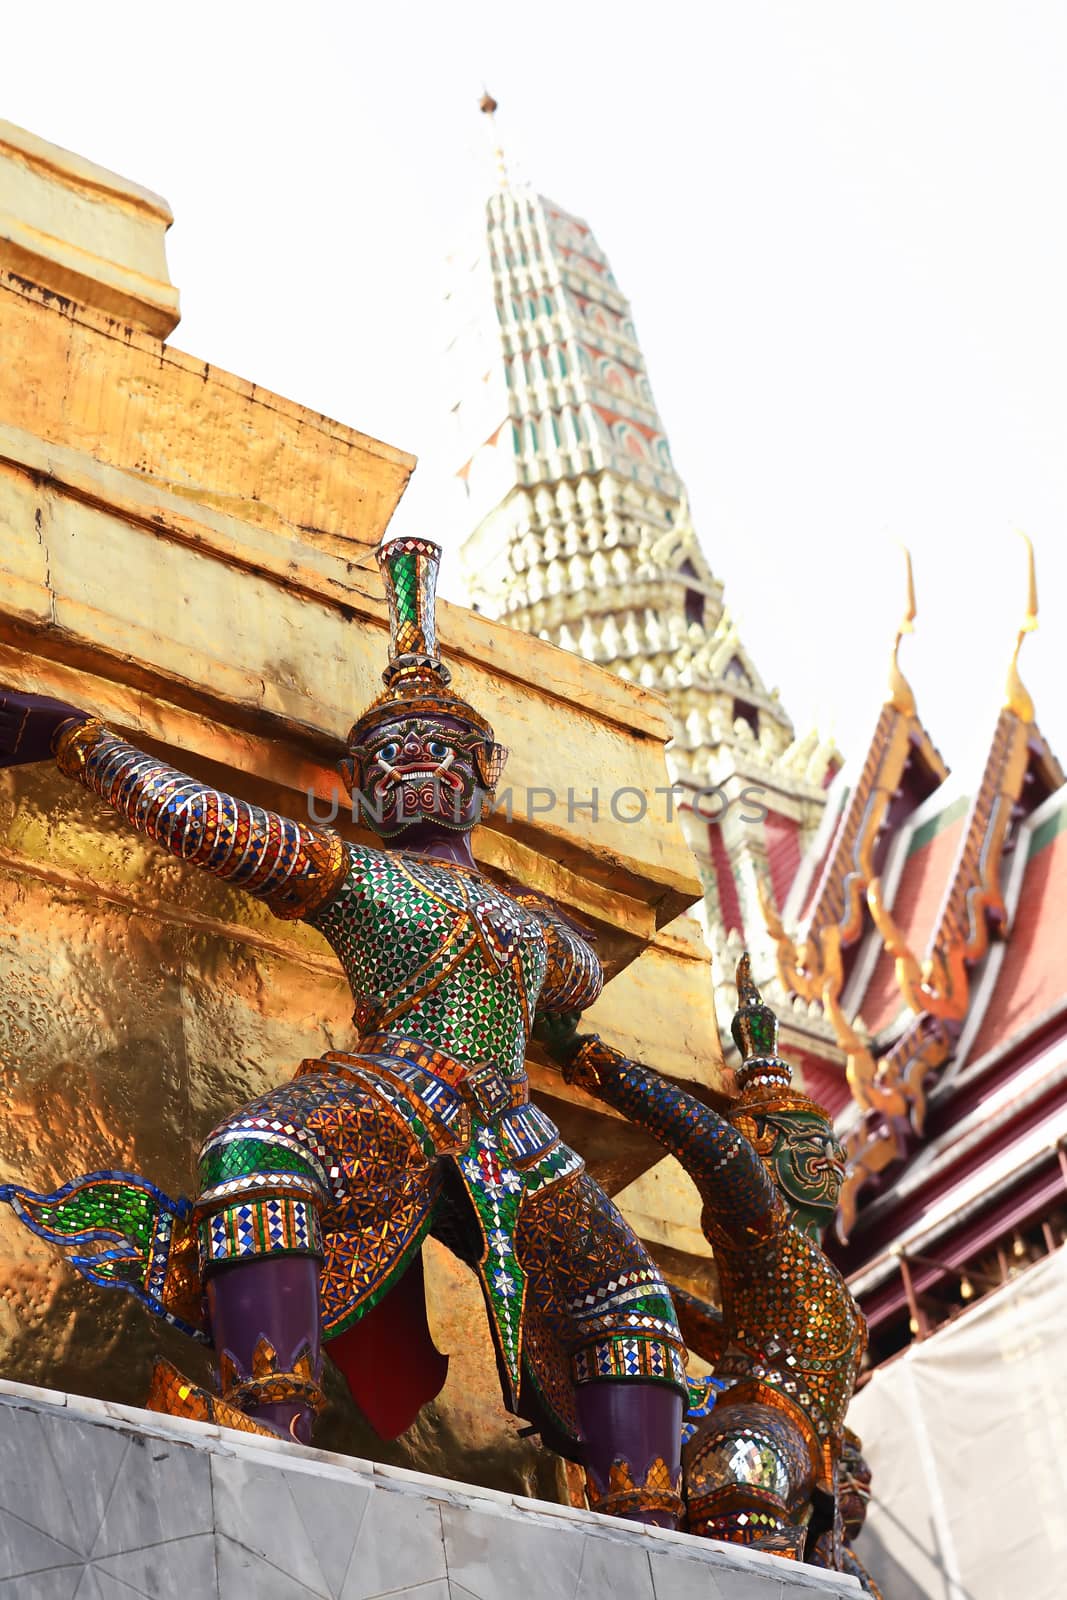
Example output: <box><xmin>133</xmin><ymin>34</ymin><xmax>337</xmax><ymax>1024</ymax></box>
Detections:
<box><xmin>687</xmin><ymin>1565</ymin><xmax>783</xmax><ymax>1600</ymax></box>
<box><xmin>510</xmin><ymin>1495</ymin><xmax>590</xmax><ymax>1526</ymax></box>
<box><xmin>95</xmin><ymin>1534</ymin><xmax>218</xmax><ymax>1600</ymax></box>
<box><xmin>283</xmin><ymin>1466</ymin><xmax>373</xmax><ymax>1597</ymax></box>
<box><xmin>778</xmin><ymin>1578</ymin><xmax>853</xmax><ymax>1597</ymax></box>
<box><xmin>211</xmin><ymin>1452</ymin><xmax>335</xmax><ymax>1595</ymax></box>
<box><xmin>440</xmin><ymin>1502</ymin><xmax>585</xmax><ymax>1600</ymax></box>
<box><xmin>91</xmin><ymin>1436</ymin><xmax>213</xmax><ymax>1557</ymax></box>
<box><xmin>0</xmin><ymin>1387</ymin><xmax>861</xmax><ymax>1600</ymax></box>
<box><xmin>0</xmin><ymin>1561</ymin><xmax>82</xmax><ymax>1600</ymax></box>
<box><xmin>373</xmin><ymin>1461</ymin><xmax>514</xmax><ymax>1510</ymax></box>
<box><xmin>81</xmin><ymin>1402</ymin><xmax>221</xmax><ymax>1451</ymax></box>
<box><xmin>575</xmin><ymin>1534</ymin><xmax>655</xmax><ymax>1599</ymax></box>
<box><xmin>0</xmin><ymin>1405</ymin><xmax>81</xmax><ymax>1555</ymax></box>
<box><xmin>72</xmin><ymin>1574</ymin><xmax>116</xmax><ymax>1600</ymax></box>
<box><xmin>215</xmin><ymin>1532</ymin><xmax>326</xmax><ymax>1598</ymax></box>
<box><xmin>342</xmin><ymin>1485</ymin><xmax>446</xmax><ymax>1599</ymax></box>
<box><xmin>648</xmin><ymin>1548</ymin><xmax>731</xmax><ymax>1598</ymax></box>
<box><xmin>0</xmin><ymin>1506</ymin><xmax>81</xmax><ymax>1582</ymax></box>
<box><xmin>387</xmin><ymin>1586</ymin><xmax>452</xmax><ymax>1600</ymax></box>
<box><xmin>35</xmin><ymin>1410</ymin><xmax>131</xmax><ymax>1558</ymax></box>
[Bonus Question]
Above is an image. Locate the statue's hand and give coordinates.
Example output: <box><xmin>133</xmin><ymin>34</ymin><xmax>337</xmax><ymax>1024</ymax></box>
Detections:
<box><xmin>0</xmin><ymin>689</ymin><xmax>87</xmax><ymax>768</ymax></box>
<box><xmin>533</xmin><ymin>1010</ymin><xmax>581</xmax><ymax>1062</ymax></box>
<box><xmin>534</xmin><ymin>1014</ymin><xmax>610</xmax><ymax>1093</ymax></box>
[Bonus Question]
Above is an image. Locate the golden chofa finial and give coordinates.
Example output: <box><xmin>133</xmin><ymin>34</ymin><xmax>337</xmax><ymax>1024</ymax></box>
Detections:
<box><xmin>1005</xmin><ymin>532</ymin><xmax>1039</xmax><ymax>723</ymax></box>
<box><xmin>886</xmin><ymin>546</ymin><xmax>918</xmax><ymax>717</ymax></box>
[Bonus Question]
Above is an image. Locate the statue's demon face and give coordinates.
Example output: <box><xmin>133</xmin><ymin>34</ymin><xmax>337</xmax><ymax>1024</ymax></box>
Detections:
<box><xmin>838</xmin><ymin>1431</ymin><xmax>872</xmax><ymax>1539</ymax></box>
<box><xmin>755</xmin><ymin>1110</ymin><xmax>846</xmax><ymax>1238</ymax></box>
<box><xmin>346</xmin><ymin>714</ymin><xmax>490</xmax><ymax>838</ymax></box>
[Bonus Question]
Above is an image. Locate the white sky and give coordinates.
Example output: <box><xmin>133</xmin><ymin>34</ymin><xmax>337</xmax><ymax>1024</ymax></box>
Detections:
<box><xmin>4</xmin><ymin>2</ymin><xmax>1066</xmax><ymax>783</ymax></box>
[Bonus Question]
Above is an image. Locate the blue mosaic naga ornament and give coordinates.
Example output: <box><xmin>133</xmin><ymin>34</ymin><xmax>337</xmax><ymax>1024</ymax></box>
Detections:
<box><xmin>0</xmin><ymin>538</ymin><xmax>686</xmax><ymax>1523</ymax></box>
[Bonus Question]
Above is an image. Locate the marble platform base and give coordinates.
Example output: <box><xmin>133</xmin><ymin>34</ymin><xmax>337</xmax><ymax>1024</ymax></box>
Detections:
<box><xmin>0</xmin><ymin>1378</ymin><xmax>858</xmax><ymax>1599</ymax></box>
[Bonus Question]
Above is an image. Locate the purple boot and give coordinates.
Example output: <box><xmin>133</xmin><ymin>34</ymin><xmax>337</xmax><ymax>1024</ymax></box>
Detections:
<box><xmin>207</xmin><ymin>1256</ymin><xmax>325</xmax><ymax>1442</ymax></box>
<box><xmin>576</xmin><ymin>1380</ymin><xmax>684</xmax><ymax>1528</ymax></box>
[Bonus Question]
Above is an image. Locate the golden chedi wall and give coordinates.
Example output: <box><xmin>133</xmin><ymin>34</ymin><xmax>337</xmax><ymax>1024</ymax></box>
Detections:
<box><xmin>0</xmin><ymin>120</ymin><xmax>727</xmax><ymax>1499</ymax></box>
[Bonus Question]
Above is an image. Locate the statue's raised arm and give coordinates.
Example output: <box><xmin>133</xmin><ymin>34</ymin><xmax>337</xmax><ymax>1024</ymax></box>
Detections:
<box><xmin>0</xmin><ymin>689</ymin><xmax>346</xmax><ymax>919</ymax></box>
<box><xmin>537</xmin><ymin>985</ymin><xmax>788</xmax><ymax>1252</ymax></box>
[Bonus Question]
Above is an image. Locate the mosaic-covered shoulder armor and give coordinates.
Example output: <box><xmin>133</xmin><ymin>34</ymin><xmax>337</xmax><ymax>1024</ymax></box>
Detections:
<box><xmin>511</xmin><ymin>889</ymin><xmax>603</xmax><ymax>1015</ymax></box>
<box><xmin>55</xmin><ymin>720</ymin><xmax>347</xmax><ymax>920</ymax></box>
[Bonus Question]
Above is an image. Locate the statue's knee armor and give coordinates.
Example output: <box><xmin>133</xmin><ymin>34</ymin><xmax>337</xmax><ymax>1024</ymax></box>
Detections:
<box><xmin>194</xmin><ymin>1077</ymin><xmax>336</xmax><ymax>1273</ymax></box>
<box><xmin>518</xmin><ymin>1169</ymin><xmax>687</xmax><ymax>1395</ymax></box>
<box><xmin>684</xmin><ymin>1400</ymin><xmax>815</xmax><ymax>1547</ymax></box>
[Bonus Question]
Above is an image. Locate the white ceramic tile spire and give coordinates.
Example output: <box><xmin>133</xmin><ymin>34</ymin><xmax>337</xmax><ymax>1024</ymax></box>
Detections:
<box><xmin>448</xmin><ymin>113</ymin><xmax>839</xmax><ymax>996</ymax></box>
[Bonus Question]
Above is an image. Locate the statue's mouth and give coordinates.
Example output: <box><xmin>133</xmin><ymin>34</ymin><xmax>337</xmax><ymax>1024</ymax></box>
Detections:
<box><xmin>373</xmin><ymin>758</ymin><xmax>464</xmax><ymax>802</ymax></box>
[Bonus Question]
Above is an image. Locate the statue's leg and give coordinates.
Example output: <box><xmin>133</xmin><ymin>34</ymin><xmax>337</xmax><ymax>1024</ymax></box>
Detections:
<box><xmin>163</xmin><ymin>1062</ymin><xmax>441</xmax><ymax>1443</ymax></box>
<box><xmin>575</xmin><ymin>1379</ymin><xmax>684</xmax><ymax>1529</ymax></box>
<box><xmin>167</xmin><ymin>1072</ymin><xmax>343</xmax><ymax>1439</ymax></box>
<box><xmin>206</xmin><ymin>1256</ymin><xmax>322</xmax><ymax>1442</ymax></box>
<box><xmin>516</xmin><ymin>1166</ymin><xmax>687</xmax><ymax>1527</ymax></box>
<box><xmin>684</xmin><ymin>1399</ymin><xmax>815</xmax><ymax>1556</ymax></box>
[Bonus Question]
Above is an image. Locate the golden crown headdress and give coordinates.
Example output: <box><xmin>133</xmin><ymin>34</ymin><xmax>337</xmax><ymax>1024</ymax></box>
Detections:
<box><xmin>729</xmin><ymin>954</ymin><xmax>829</xmax><ymax>1123</ymax></box>
<box><xmin>347</xmin><ymin>538</ymin><xmax>508</xmax><ymax>793</ymax></box>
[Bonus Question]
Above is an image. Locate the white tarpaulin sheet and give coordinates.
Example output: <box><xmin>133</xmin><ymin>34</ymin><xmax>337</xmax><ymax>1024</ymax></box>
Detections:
<box><xmin>848</xmin><ymin>1246</ymin><xmax>1067</xmax><ymax>1599</ymax></box>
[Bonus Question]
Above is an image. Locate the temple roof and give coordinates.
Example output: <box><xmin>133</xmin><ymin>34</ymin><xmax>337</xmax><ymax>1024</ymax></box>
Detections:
<box><xmin>754</xmin><ymin>547</ymin><xmax>1065</xmax><ymax>1249</ymax></box>
<box><xmin>963</xmin><ymin>787</ymin><xmax>1067</xmax><ymax>1063</ymax></box>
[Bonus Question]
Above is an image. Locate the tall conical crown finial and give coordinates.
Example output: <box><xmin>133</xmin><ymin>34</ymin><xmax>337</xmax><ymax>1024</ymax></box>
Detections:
<box><xmin>347</xmin><ymin>537</ymin><xmax>509</xmax><ymax>796</ymax></box>
<box><xmin>1004</xmin><ymin>532</ymin><xmax>1038</xmax><ymax>723</ymax></box>
<box><xmin>731</xmin><ymin>954</ymin><xmax>792</xmax><ymax>1094</ymax></box>
<box><xmin>886</xmin><ymin>546</ymin><xmax>918</xmax><ymax>716</ymax></box>
<box><xmin>377</xmin><ymin>538</ymin><xmax>451</xmax><ymax>688</ymax></box>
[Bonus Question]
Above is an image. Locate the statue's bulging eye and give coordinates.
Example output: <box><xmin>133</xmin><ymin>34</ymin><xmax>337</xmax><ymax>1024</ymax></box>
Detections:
<box><xmin>427</xmin><ymin>739</ymin><xmax>449</xmax><ymax>761</ymax></box>
<box><xmin>378</xmin><ymin>741</ymin><xmax>400</xmax><ymax>764</ymax></box>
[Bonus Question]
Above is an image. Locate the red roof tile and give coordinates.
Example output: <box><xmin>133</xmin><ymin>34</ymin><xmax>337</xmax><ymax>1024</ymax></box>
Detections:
<box><xmin>764</xmin><ymin>811</ymin><xmax>802</xmax><ymax>909</ymax></box>
<box><xmin>708</xmin><ymin>821</ymin><xmax>744</xmax><ymax>937</ymax></box>
<box><xmin>793</xmin><ymin>1050</ymin><xmax>852</xmax><ymax>1120</ymax></box>
<box><xmin>968</xmin><ymin>809</ymin><xmax>1067</xmax><ymax>1060</ymax></box>
<box><xmin>859</xmin><ymin>805</ymin><xmax>968</xmax><ymax>1034</ymax></box>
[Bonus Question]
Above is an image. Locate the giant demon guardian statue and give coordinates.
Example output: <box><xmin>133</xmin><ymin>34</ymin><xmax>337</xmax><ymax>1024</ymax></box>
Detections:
<box><xmin>0</xmin><ymin>537</ymin><xmax>688</xmax><ymax>1525</ymax></box>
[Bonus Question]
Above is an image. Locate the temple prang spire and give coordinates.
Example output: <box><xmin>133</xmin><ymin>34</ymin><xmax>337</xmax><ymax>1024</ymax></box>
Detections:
<box><xmin>446</xmin><ymin>115</ymin><xmax>840</xmax><ymax>1029</ymax></box>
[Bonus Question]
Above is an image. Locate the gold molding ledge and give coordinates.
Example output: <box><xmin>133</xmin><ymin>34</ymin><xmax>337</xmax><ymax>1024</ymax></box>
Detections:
<box><xmin>0</xmin><ymin>120</ymin><xmax>180</xmax><ymax>338</ymax></box>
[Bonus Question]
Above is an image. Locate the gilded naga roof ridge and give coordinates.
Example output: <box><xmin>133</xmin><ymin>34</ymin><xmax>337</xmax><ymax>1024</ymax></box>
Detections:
<box><xmin>1004</xmin><ymin>531</ymin><xmax>1038</xmax><ymax>722</ymax></box>
<box><xmin>835</xmin><ymin>539</ymin><xmax>1066</xmax><ymax>1240</ymax></box>
<box><xmin>868</xmin><ymin>536</ymin><xmax>1061</xmax><ymax>1026</ymax></box>
<box><xmin>754</xmin><ymin>555</ymin><xmax>957</xmax><ymax>1242</ymax></box>
<box><xmin>760</xmin><ymin>554</ymin><xmax>947</xmax><ymax>1016</ymax></box>
<box><xmin>885</xmin><ymin>547</ymin><xmax>917</xmax><ymax>715</ymax></box>
<box><xmin>883</xmin><ymin>543</ymin><xmax>1061</xmax><ymax>1019</ymax></box>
